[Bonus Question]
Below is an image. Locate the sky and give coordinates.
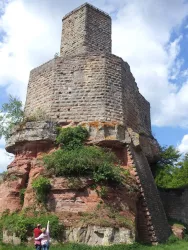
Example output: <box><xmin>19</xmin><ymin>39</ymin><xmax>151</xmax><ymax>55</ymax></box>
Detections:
<box><xmin>0</xmin><ymin>0</ymin><xmax>188</xmax><ymax>172</ymax></box>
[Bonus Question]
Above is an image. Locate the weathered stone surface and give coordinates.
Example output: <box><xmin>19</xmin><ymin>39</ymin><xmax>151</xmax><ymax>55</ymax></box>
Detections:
<box><xmin>0</xmin><ymin>180</ymin><xmax>22</xmax><ymax>213</ymax></box>
<box><xmin>128</xmin><ymin>145</ymin><xmax>171</xmax><ymax>243</ymax></box>
<box><xmin>139</xmin><ymin>135</ymin><xmax>160</xmax><ymax>163</ymax></box>
<box><xmin>6</xmin><ymin>121</ymin><xmax>56</xmax><ymax>153</ymax></box>
<box><xmin>24</xmin><ymin>3</ymin><xmax>151</xmax><ymax>137</ymax></box>
<box><xmin>160</xmin><ymin>188</ymin><xmax>188</xmax><ymax>225</ymax></box>
<box><xmin>3</xmin><ymin>231</ymin><xmax>21</xmax><ymax>245</ymax></box>
<box><xmin>3</xmin><ymin>226</ymin><xmax>135</xmax><ymax>246</ymax></box>
<box><xmin>171</xmin><ymin>225</ymin><xmax>186</xmax><ymax>239</ymax></box>
<box><xmin>127</xmin><ymin>128</ymin><xmax>160</xmax><ymax>163</ymax></box>
<box><xmin>63</xmin><ymin>226</ymin><xmax>135</xmax><ymax>245</ymax></box>
<box><xmin>61</xmin><ymin>3</ymin><xmax>111</xmax><ymax>57</ymax></box>
<box><xmin>127</xmin><ymin>128</ymin><xmax>141</xmax><ymax>151</ymax></box>
<box><xmin>6</xmin><ymin>120</ymin><xmax>159</xmax><ymax>162</ymax></box>
<box><xmin>0</xmin><ymin>153</ymin><xmax>32</xmax><ymax>213</ymax></box>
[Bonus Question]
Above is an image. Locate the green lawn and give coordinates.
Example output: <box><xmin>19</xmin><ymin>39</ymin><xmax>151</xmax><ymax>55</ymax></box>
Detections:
<box><xmin>1</xmin><ymin>241</ymin><xmax>188</xmax><ymax>250</ymax></box>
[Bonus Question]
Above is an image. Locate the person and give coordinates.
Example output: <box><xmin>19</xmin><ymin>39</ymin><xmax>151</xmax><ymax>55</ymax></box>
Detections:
<box><xmin>33</xmin><ymin>224</ymin><xmax>42</xmax><ymax>250</ymax></box>
<box><xmin>35</xmin><ymin>221</ymin><xmax>50</xmax><ymax>250</ymax></box>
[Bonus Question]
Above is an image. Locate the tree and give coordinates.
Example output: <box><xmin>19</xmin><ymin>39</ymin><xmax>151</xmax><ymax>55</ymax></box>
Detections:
<box><xmin>155</xmin><ymin>146</ymin><xmax>181</xmax><ymax>188</ymax></box>
<box><xmin>155</xmin><ymin>146</ymin><xmax>188</xmax><ymax>189</ymax></box>
<box><xmin>171</xmin><ymin>153</ymin><xmax>188</xmax><ymax>188</ymax></box>
<box><xmin>157</xmin><ymin>145</ymin><xmax>181</xmax><ymax>167</ymax></box>
<box><xmin>0</xmin><ymin>95</ymin><xmax>24</xmax><ymax>140</ymax></box>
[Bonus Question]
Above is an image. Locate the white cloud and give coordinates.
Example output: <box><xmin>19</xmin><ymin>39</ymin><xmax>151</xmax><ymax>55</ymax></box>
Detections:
<box><xmin>178</xmin><ymin>134</ymin><xmax>188</xmax><ymax>154</ymax></box>
<box><xmin>0</xmin><ymin>137</ymin><xmax>5</xmax><ymax>147</ymax></box>
<box><xmin>0</xmin><ymin>147</ymin><xmax>13</xmax><ymax>172</ymax></box>
<box><xmin>111</xmin><ymin>0</ymin><xmax>188</xmax><ymax>127</ymax></box>
<box><xmin>0</xmin><ymin>0</ymin><xmax>188</xmax><ymax>128</ymax></box>
<box><xmin>181</xmin><ymin>68</ymin><xmax>188</xmax><ymax>77</ymax></box>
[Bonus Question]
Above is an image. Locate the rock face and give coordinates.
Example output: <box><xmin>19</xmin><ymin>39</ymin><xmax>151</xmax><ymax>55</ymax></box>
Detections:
<box><xmin>6</xmin><ymin>121</ymin><xmax>56</xmax><ymax>154</ymax></box>
<box><xmin>63</xmin><ymin>226</ymin><xmax>135</xmax><ymax>245</ymax></box>
<box><xmin>171</xmin><ymin>225</ymin><xmax>186</xmax><ymax>239</ymax></box>
<box><xmin>1</xmin><ymin>2</ymin><xmax>171</xmax><ymax>246</ymax></box>
<box><xmin>1</xmin><ymin>121</ymin><xmax>170</xmax><ymax>245</ymax></box>
<box><xmin>0</xmin><ymin>153</ymin><xmax>31</xmax><ymax>213</ymax></box>
<box><xmin>3</xmin><ymin>226</ymin><xmax>135</xmax><ymax>246</ymax></box>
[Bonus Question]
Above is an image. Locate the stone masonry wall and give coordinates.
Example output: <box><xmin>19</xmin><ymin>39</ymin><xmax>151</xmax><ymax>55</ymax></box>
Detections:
<box><xmin>85</xmin><ymin>5</ymin><xmax>111</xmax><ymax>54</ymax></box>
<box><xmin>60</xmin><ymin>5</ymin><xmax>87</xmax><ymax>57</ymax></box>
<box><xmin>121</xmin><ymin>61</ymin><xmax>151</xmax><ymax>135</ymax></box>
<box><xmin>128</xmin><ymin>144</ymin><xmax>171</xmax><ymax>242</ymax></box>
<box><xmin>24</xmin><ymin>53</ymin><xmax>151</xmax><ymax>135</ymax></box>
<box><xmin>160</xmin><ymin>189</ymin><xmax>188</xmax><ymax>225</ymax></box>
<box><xmin>60</xmin><ymin>3</ymin><xmax>111</xmax><ymax>57</ymax></box>
<box><xmin>24</xmin><ymin>60</ymin><xmax>54</xmax><ymax>117</ymax></box>
<box><xmin>24</xmin><ymin>3</ymin><xmax>151</xmax><ymax>136</ymax></box>
<box><xmin>105</xmin><ymin>55</ymin><xmax>124</xmax><ymax>124</ymax></box>
<box><xmin>50</xmin><ymin>54</ymin><xmax>107</xmax><ymax>122</ymax></box>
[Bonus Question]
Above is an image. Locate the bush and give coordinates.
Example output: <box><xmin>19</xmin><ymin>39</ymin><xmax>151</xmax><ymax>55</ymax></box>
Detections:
<box><xmin>19</xmin><ymin>188</ymin><xmax>26</xmax><ymax>205</ymax></box>
<box><xmin>32</xmin><ymin>177</ymin><xmax>51</xmax><ymax>204</ymax></box>
<box><xmin>167</xmin><ymin>234</ymin><xmax>180</xmax><ymax>244</ymax></box>
<box><xmin>43</xmin><ymin>146</ymin><xmax>122</xmax><ymax>185</ymax></box>
<box><xmin>56</xmin><ymin>126</ymin><xmax>89</xmax><ymax>150</ymax></box>
<box><xmin>0</xmin><ymin>211</ymin><xmax>63</xmax><ymax>242</ymax></box>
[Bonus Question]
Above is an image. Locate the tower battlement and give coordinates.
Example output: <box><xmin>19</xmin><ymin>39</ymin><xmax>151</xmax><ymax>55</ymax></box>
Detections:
<box><xmin>60</xmin><ymin>3</ymin><xmax>112</xmax><ymax>57</ymax></box>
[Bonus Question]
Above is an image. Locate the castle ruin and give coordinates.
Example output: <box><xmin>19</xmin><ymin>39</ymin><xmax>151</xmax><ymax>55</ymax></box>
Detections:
<box><xmin>24</xmin><ymin>3</ymin><xmax>150</xmax><ymax>137</ymax></box>
<box><xmin>1</xmin><ymin>3</ymin><xmax>171</xmax><ymax>245</ymax></box>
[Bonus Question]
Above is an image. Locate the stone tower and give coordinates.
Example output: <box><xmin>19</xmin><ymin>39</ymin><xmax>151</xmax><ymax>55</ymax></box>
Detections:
<box><xmin>60</xmin><ymin>4</ymin><xmax>111</xmax><ymax>56</ymax></box>
<box><xmin>3</xmin><ymin>3</ymin><xmax>171</xmax><ymax>245</ymax></box>
<box><xmin>24</xmin><ymin>3</ymin><xmax>151</xmax><ymax>136</ymax></box>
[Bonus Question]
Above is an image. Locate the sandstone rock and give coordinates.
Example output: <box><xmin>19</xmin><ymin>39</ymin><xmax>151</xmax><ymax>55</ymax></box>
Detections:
<box><xmin>0</xmin><ymin>180</ymin><xmax>22</xmax><ymax>213</ymax></box>
<box><xmin>0</xmin><ymin>153</ymin><xmax>33</xmax><ymax>213</ymax></box>
<box><xmin>6</xmin><ymin>121</ymin><xmax>56</xmax><ymax>153</ymax></box>
<box><xmin>127</xmin><ymin>128</ymin><xmax>141</xmax><ymax>151</ymax></box>
<box><xmin>63</xmin><ymin>226</ymin><xmax>135</xmax><ymax>245</ymax></box>
<box><xmin>171</xmin><ymin>225</ymin><xmax>186</xmax><ymax>239</ymax></box>
<box><xmin>3</xmin><ymin>230</ymin><xmax>21</xmax><ymax>245</ymax></box>
<box><xmin>139</xmin><ymin>135</ymin><xmax>160</xmax><ymax>163</ymax></box>
<box><xmin>3</xmin><ymin>226</ymin><xmax>135</xmax><ymax>246</ymax></box>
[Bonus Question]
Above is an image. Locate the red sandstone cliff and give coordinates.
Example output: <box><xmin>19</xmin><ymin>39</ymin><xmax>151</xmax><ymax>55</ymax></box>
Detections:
<box><xmin>0</xmin><ymin>121</ymin><xmax>170</xmax><ymax>245</ymax></box>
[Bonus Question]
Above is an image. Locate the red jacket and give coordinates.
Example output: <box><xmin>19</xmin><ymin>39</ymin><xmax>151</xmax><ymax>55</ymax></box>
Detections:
<box><xmin>34</xmin><ymin>228</ymin><xmax>42</xmax><ymax>245</ymax></box>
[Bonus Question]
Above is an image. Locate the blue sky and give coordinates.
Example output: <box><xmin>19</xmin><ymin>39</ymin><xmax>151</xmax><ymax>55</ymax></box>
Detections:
<box><xmin>0</xmin><ymin>0</ymin><xmax>188</xmax><ymax>171</ymax></box>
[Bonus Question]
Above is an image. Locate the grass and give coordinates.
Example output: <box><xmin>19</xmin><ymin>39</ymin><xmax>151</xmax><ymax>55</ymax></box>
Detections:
<box><xmin>1</xmin><ymin>240</ymin><xmax>188</xmax><ymax>250</ymax></box>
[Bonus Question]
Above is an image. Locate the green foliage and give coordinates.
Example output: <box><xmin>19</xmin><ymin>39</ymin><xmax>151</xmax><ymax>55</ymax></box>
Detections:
<box><xmin>0</xmin><ymin>211</ymin><xmax>63</xmax><ymax>242</ymax></box>
<box><xmin>43</xmin><ymin>146</ymin><xmax>123</xmax><ymax>185</ymax></box>
<box><xmin>32</xmin><ymin>177</ymin><xmax>51</xmax><ymax>204</ymax></box>
<box><xmin>44</xmin><ymin>126</ymin><xmax>125</xmax><ymax>187</ymax></box>
<box><xmin>56</xmin><ymin>126</ymin><xmax>89</xmax><ymax>150</ymax></box>
<box><xmin>96</xmin><ymin>186</ymin><xmax>108</xmax><ymax>198</ymax></box>
<box><xmin>19</xmin><ymin>188</ymin><xmax>26</xmax><ymax>205</ymax></box>
<box><xmin>154</xmin><ymin>146</ymin><xmax>188</xmax><ymax>189</ymax></box>
<box><xmin>0</xmin><ymin>95</ymin><xmax>24</xmax><ymax>140</ymax></box>
<box><xmin>2</xmin><ymin>239</ymin><xmax>188</xmax><ymax>250</ymax></box>
<box><xmin>67</xmin><ymin>177</ymin><xmax>83</xmax><ymax>189</ymax></box>
<box><xmin>167</xmin><ymin>234</ymin><xmax>180</xmax><ymax>244</ymax></box>
<box><xmin>157</xmin><ymin>146</ymin><xmax>181</xmax><ymax>169</ymax></box>
<box><xmin>80</xmin><ymin>203</ymin><xmax>134</xmax><ymax>231</ymax></box>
